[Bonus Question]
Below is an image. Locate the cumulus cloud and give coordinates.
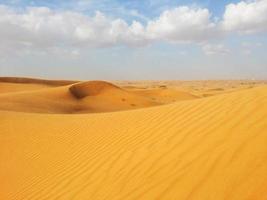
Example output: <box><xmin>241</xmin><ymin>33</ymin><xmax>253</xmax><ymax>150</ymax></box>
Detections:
<box><xmin>0</xmin><ymin>1</ymin><xmax>266</xmax><ymax>56</ymax></box>
<box><xmin>146</xmin><ymin>6</ymin><xmax>217</xmax><ymax>42</ymax></box>
<box><xmin>0</xmin><ymin>4</ymin><xmax>218</xmax><ymax>54</ymax></box>
<box><xmin>222</xmin><ymin>0</ymin><xmax>267</xmax><ymax>34</ymax></box>
<box><xmin>0</xmin><ymin>5</ymin><xmax>147</xmax><ymax>52</ymax></box>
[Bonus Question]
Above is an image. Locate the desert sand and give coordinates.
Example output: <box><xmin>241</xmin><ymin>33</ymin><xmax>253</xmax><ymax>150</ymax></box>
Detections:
<box><xmin>1</xmin><ymin>77</ymin><xmax>267</xmax><ymax>199</ymax></box>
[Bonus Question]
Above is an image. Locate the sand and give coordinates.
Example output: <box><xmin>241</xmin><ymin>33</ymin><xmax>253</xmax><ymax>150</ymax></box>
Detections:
<box><xmin>1</xmin><ymin>78</ymin><xmax>267</xmax><ymax>200</ymax></box>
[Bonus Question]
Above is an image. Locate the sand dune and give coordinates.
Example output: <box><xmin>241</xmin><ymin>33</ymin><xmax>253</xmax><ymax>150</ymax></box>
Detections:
<box><xmin>1</xmin><ymin>79</ymin><xmax>267</xmax><ymax>199</ymax></box>
<box><xmin>0</xmin><ymin>79</ymin><xmax>202</xmax><ymax>113</ymax></box>
<box><xmin>0</xmin><ymin>80</ymin><xmax>161</xmax><ymax>113</ymax></box>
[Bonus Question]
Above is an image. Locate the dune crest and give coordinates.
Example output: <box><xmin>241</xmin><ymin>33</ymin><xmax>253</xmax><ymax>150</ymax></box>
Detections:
<box><xmin>69</xmin><ymin>81</ymin><xmax>122</xmax><ymax>98</ymax></box>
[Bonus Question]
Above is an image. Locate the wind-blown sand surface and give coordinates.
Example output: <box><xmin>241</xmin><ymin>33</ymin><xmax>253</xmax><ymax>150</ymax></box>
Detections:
<box><xmin>1</xmin><ymin>77</ymin><xmax>267</xmax><ymax>199</ymax></box>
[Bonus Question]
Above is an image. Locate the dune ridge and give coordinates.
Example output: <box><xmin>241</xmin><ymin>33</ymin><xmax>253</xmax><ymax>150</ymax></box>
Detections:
<box><xmin>1</xmin><ymin>85</ymin><xmax>267</xmax><ymax>199</ymax></box>
<box><xmin>69</xmin><ymin>81</ymin><xmax>122</xmax><ymax>98</ymax></box>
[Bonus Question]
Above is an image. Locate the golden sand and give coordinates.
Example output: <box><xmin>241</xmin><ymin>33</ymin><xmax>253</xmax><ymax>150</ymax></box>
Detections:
<box><xmin>1</xmin><ymin>78</ymin><xmax>267</xmax><ymax>199</ymax></box>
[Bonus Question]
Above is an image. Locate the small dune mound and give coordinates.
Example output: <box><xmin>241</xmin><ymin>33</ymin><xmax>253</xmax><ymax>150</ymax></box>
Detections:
<box><xmin>69</xmin><ymin>81</ymin><xmax>122</xmax><ymax>99</ymax></box>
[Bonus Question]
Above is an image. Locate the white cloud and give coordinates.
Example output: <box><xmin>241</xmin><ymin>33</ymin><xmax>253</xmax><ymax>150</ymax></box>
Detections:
<box><xmin>222</xmin><ymin>0</ymin><xmax>267</xmax><ymax>34</ymax></box>
<box><xmin>0</xmin><ymin>6</ymin><xmax>148</xmax><ymax>56</ymax></box>
<box><xmin>146</xmin><ymin>6</ymin><xmax>217</xmax><ymax>42</ymax></box>
<box><xmin>0</xmin><ymin>4</ymin><xmax>218</xmax><ymax>55</ymax></box>
<box><xmin>201</xmin><ymin>43</ymin><xmax>230</xmax><ymax>55</ymax></box>
<box><xmin>0</xmin><ymin>2</ymin><xmax>266</xmax><ymax>56</ymax></box>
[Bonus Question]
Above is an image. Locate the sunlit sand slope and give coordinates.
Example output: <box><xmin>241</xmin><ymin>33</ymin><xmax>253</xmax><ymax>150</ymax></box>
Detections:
<box><xmin>1</xmin><ymin>86</ymin><xmax>267</xmax><ymax>199</ymax></box>
<box><xmin>0</xmin><ymin>82</ymin><xmax>52</xmax><ymax>94</ymax></box>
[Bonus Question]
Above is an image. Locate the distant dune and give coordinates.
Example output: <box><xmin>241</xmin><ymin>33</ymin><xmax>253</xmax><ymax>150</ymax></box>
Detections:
<box><xmin>131</xmin><ymin>88</ymin><xmax>198</xmax><ymax>103</ymax></box>
<box><xmin>0</xmin><ymin>77</ymin><xmax>77</xmax><ymax>86</ymax></box>
<box><xmin>1</xmin><ymin>77</ymin><xmax>267</xmax><ymax>199</ymax></box>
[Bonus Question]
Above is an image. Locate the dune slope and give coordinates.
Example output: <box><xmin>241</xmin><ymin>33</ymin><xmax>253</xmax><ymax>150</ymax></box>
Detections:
<box><xmin>1</xmin><ymin>86</ymin><xmax>267</xmax><ymax>199</ymax></box>
<box><xmin>0</xmin><ymin>82</ymin><xmax>53</xmax><ymax>94</ymax></box>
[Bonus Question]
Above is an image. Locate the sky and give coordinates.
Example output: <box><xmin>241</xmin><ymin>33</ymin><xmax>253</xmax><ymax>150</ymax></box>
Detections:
<box><xmin>0</xmin><ymin>0</ymin><xmax>266</xmax><ymax>80</ymax></box>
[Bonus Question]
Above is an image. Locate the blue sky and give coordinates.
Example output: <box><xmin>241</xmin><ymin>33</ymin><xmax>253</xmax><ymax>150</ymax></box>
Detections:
<box><xmin>0</xmin><ymin>0</ymin><xmax>241</xmax><ymax>19</ymax></box>
<box><xmin>0</xmin><ymin>0</ymin><xmax>266</xmax><ymax>80</ymax></box>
